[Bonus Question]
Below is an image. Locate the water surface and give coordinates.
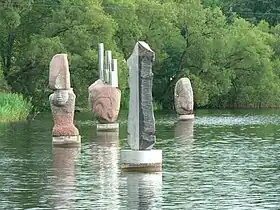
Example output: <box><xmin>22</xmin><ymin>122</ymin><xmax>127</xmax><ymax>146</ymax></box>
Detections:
<box><xmin>0</xmin><ymin>109</ymin><xmax>279</xmax><ymax>209</ymax></box>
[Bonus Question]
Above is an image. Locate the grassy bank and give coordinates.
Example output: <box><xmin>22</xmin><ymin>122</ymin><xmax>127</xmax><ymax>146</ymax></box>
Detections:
<box><xmin>0</xmin><ymin>92</ymin><xmax>33</xmax><ymax>122</ymax></box>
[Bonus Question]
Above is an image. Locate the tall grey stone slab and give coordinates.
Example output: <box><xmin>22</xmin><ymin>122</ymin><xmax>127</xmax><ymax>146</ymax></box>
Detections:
<box><xmin>127</xmin><ymin>41</ymin><xmax>156</xmax><ymax>150</ymax></box>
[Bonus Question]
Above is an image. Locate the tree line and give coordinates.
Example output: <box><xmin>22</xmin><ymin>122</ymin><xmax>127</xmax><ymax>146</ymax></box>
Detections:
<box><xmin>1</xmin><ymin>0</ymin><xmax>280</xmax><ymax>111</ymax></box>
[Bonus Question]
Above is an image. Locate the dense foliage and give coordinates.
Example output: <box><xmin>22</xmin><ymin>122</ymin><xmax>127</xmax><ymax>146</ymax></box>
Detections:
<box><xmin>1</xmin><ymin>0</ymin><xmax>280</xmax><ymax>110</ymax></box>
<box><xmin>0</xmin><ymin>92</ymin><xmax>33</xmax><ymax>122</ymax></box>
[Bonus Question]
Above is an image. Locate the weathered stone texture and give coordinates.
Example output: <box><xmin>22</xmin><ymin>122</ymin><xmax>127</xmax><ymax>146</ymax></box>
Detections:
<box><xmin>49</xmin><ymin>89</ymin><xmax>79</xmax><ymax>136</ymax></box>
<box><xmin>88</xmin><ymin>79</ymin><xmax>121</xmax><ymax>123</ymax></box>
<box><xmin>127</xmin><ymin>41</ymin><xmax>156</xmax><ymax>150</ymax></box>
<box><xmin>49</xmin><ymin>54</ymin><xmax>79</xmax><ymax>138</ymax></box>
<box><xmin>49</xmin><ymin>54</ymin><xmax>71</xmax><ymax>90</ymax></box>
<box><xmin>174</xmin><ymin>77</ymin><xmax>194</xmax><ymax>115</ymax></box>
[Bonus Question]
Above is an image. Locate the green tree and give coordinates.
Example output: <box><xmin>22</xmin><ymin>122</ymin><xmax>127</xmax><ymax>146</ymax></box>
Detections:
<box><xmin>1</xmin><ymin>0</ymin><xmax>118</xmax><ymax>110</ymax></box>
<box><xmin>223</xmin><ymin>0</ymin><xmax>280</xmax><ymax>26</ymax></box>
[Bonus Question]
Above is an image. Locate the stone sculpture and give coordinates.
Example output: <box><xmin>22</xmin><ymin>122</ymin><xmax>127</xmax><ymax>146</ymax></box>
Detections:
<box><xmin>120</xmin><ymin>41</ymin><xmax>162</xmax><ymax>172</ymax></box>
<box><xmin>174</xmin><ymin>77</ymin><xmax>194</xmax><ymax>120</ymax></box>
<box><xmin>88</xmin><ymin>79</ymin><xmax>121</xmax><ymax>124</ymax></box>
<box><xmin>49</xmin><ymin>54</ymin><xmax>81</xmax><ymax>146</ymax></box>
<box><xmin>88</xmin><ymin>44</ymin><xmax>121</xmax><ymax>131</ymax></box>
<box><xmin>127</xmin><ymin>41</ymin><xmax>156</xmax><ymax>150</ymax></box>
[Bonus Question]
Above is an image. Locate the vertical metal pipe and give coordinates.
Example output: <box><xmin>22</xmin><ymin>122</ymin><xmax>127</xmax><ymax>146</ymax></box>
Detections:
<box><xmin>112</xmin><ymin>59</ymin><xmax>118</xmax><ymax>87</ymax></box>
<box><xmin>98</xmin><ymin>43</ymin><xmax>104</xmax><ymax>81</ymax></box>
<box><xmin>105</xmin><ymin>50</ymin><xmax>112</xmax><ymax>84</ymax></box>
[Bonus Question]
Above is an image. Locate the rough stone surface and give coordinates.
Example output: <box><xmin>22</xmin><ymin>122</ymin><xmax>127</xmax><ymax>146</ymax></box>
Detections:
<box><xmin>174</xmin><ymin>77</ymin><xmax>194</xmax><ymax>115</ymax></box>
<box><xmin>49</xmin><ymin>54</ymin><xmax>71</xmax><ymax>90</ymax></box>
<box><xmin>88</xmin><ymin>79</ymin><xmax>121</xmax><ymax>123</ymax></box>
<box><xmin>127</xmin><ymin>41</ymin><xmax>156</xmax><ymax>150</ymax></box>
<box><xmin>50</xmin><ymin>89</ymin><xmax>79</xmax><ymax>136</ymax></box>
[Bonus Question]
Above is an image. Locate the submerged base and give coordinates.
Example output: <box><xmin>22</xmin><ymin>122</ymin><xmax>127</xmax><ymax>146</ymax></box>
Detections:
<box><xmin>97</xmin><ymin>123</ymin><xmax>119</xmax><ymax>131</ymax></box>
<box><xmin>52</xmin><ymin>135</ymin><xmax>81</xmax><ymax>147</ymax></box>
<box><xmin>120</xmin><ymin>150</ymin><xmax>162</xmax><ymax>172</ymax></box>
<box><xmin>178</xmin><ymin>114</ymin><xmax>195</xmax><ymax>120</ymax></box>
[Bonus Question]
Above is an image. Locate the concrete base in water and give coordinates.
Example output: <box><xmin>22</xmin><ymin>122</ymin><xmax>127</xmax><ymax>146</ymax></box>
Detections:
<box><xmin>97</xmin><ymin>123</ymin><xmax>119</xmax><ymax>131</ymax></box>
<box><xmin>120</xmin><ymin>150</ymin><xmax>162</xmax><ymax>172</ymax></box>
<box><xmin>178</xmin><ymin>114</ymin><xmax>195</xmax><ymax>120</ymax></box>
<box><xmin>52</xmin><ymin>135</ymin><xmax>81</xmax><ymax>147</ymax></box>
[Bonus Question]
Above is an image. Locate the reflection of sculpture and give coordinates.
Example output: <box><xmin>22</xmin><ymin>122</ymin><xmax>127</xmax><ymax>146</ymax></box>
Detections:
<box><xmin>174</xmin><ymin>78</ymin><xmax>194</xmax><ymax>119</ymax></box>
<box><xmin>90</xmin><ymin>131</ymin><xmax>120</xmax><ymax>209</ymax></box>
<box><xmin>174</xmin><ymin>121</ymin><xmax>194</xmax><ymax>170</ymax></box>
<box><xmin>124</xmin><ymin>172</ymin><xmax>162</xmax><ymax>209</ymax></box>
<box><xmin>88</xmin><ymin>79</ymin><xmax>121</xmax><ymax>123</ymax></box>
<box><xmin>95</xmin><ymin>131</ymin><xmax>119</xmax><ymax>147</ymax></box>
<box><xmin>52</xmin><ymin>147</ymin><xmax>80</xmax><ymax>209</ymax></box>
<box><xmin>49</xmin><ymin>54</ymin><xmax>80</xmax><ymax>145</ymax></box>
<box><xmin>174</xmin><ymin>120</ymin><xmax>194</xmax><ymax>140</ymax></box>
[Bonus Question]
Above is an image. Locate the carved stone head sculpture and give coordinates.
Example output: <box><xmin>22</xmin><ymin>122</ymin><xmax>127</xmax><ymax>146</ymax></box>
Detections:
<box><xmin>88</xmin><ymin>79</ymin><xmax>121</xmax><ymax>123</ymax></box>
<box><xmin>49</xmin><ymin>54</ymin><xmax>79</xmax><ymax>137</ymax></box>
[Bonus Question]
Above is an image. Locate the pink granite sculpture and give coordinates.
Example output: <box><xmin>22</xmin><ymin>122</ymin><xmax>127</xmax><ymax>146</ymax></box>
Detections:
<box><xmin>49</xmin><ymin>54</ymin><xmax>80</xmax><ymax>145</ymax></box>
<box><xmin>88</xmin><ymin>79</ymin><xmax>121</xmax><ymax>124</ymax></box>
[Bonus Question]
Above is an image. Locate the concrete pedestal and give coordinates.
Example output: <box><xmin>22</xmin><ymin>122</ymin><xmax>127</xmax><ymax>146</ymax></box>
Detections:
<box><xmin>97</xmin><ymin>123</ymin><xmax>119</xmax><ymax>131</ymax></box>
<box><xmin>120</xmin><ymin>150</ymin><xmax>162</xmax><ymax>172</ymax></box>
<box><xmin>52</xmin><ymin>135</ymin><xmax>81</xmax><ymax>147</ymax></box>
<box><xmin>178</xmin><ymin>114</ymin><xmax>195</xmax><ymax>121</ymax></box>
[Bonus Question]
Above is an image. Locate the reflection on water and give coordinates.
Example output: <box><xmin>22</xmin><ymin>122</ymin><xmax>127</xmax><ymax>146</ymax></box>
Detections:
<box><xmin>123</xmin><ymin>172</ymin><xmax>163</xmax><ymax>210</ymax></box>
<box><xmin>1</xmin><ymin>110</ymin><xmax>280</xmax><ymax>209</ymax></box>
<box><xmin>52</xmin><ymin>147</ymin><xmax>80</xmax><ymax>209</ymax></box>
<box><xmin>95</xmin><ymin>131</ymin><xmax>119</xmax><ymax>147</ymax></box>
<box><xmin>173</xmin><ymin>120</ymin><xmax>195</xmax><ymax>172</ymax></box>
<box><xmin>174</xmin><ymin>120</ymin><xmax>194</xmax><ymax>140</ymax></box>
<box><xmin>90</xmin><ymin>131</ymin><xmax>120</xmax><ymax>209</ymax></box>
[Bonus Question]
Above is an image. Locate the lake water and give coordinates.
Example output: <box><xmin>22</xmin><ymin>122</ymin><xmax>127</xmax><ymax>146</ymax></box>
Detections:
<box><xmin>0</xmin><ymin>109</ymin><xmax>279</xmax><ymax>209</ymax></box>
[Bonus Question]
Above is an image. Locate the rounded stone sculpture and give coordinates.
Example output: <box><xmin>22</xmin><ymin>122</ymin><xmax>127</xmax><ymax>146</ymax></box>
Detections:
<box><xmin>88</xmin><ymin>79</ymin><xmax>121</xmax><ymax>123</ymax></box>
<box><xmin>174</xmin><ymin>77</ymin><xmax>194</xmax><ymax>117</ymax></box>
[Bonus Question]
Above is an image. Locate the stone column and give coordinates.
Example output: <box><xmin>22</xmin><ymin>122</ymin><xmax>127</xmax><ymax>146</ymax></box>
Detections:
<box><xmin>174</xmin><ymin>77</ymin><xmax>195</xmax><ymax>120</ymax></box>
<box><xmin>120</xmin><ymin>41</ymin><xmax>162</xmax><ymax>172</ymax></box>
<box><xmin>49</xmin><ymin>54</ymin><xmax>81</xmax><ymax>146</ymax></box>
<box><xmin>88</xmin><ymin>44</ymin><xmax>121</xmax><ymax>131</ymax></box>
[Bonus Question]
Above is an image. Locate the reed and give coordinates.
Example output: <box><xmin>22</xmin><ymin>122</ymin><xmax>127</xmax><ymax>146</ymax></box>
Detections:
<box><xmin>0</xmin><ymin>92</ymin><xmax>33</xmax><ymax>122</ymax></box>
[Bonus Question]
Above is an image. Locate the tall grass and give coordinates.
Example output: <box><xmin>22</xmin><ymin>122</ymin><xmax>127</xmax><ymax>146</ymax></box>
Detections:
<box><xmin>0</xmin><ymin>92</ymin><xmax>33</xmax><ymax>122</ymax></box>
